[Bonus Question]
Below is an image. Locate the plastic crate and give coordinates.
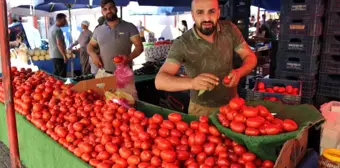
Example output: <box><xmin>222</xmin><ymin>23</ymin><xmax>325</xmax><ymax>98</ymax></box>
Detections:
<box><xmin>323</xmin><ymin>35</ymin><xmax>340</xmax><ymax>55</ymax></box>
<box><xmin>328</xmin><ymin>0</ymin><xmax>340</xmax><ymax>12</ymax></box>
<box><xmin>275</xmin><ymin>70</ymin><xmax>318</xmax><ymax>81</ymax></box>
<box><xmin>246</xmin><ymin>78</ymin><xmax>302</xmax><ymax>105</ymax></box>
<box><xmin>302</xmin><ymin>80</ymin><xmax>317</xmax><ymax>98</ymax></box>
<box><xmin>276</xmin><ymin>52</ymin><xmax>319</xmax><ymax>73</ymax></box>
<box><xmin>320</xmin><ymin>54</ymin><xmax>340</xmax><ymax>74</ymax></box>
<box><xmin>280</xmin><ymin>16</ymin><xmax>323</xmax><ymax>36</ymax></box>
<box><xmin>301</xmin><ymin>97</ymin><xmax>315</xmax><ymax>105</ymax></box>
<box><xmin>324</xmin><ymin>12</ymin><xmax>340</xmax><ymax>35</ymax></box>
<box><xmin>278</xmin><ymin>35</ymin><xmax>322</xmax><ymax>56</ymax></box>
<box><xmin>315</xmin><ymin>94</ymin><xmax>340</xmax><ymax>108</ymax></box>
<box><xmin>280</xmin><ymin>0</ymin><xmax>324</xmax><ymax>16</ymax></box>
<box><xmin>318</xmin><ymin>73</ymin><xmax>340</xmax><ymax>97</ymax></box>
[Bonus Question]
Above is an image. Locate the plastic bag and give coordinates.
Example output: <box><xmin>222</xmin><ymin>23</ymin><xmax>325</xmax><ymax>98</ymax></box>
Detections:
<box><xmin>95</xmin><ymin>69</ymin><xmax>113</xmax><ymax>78</ymax></box>
<box><xmin>105</xmin><ymin>90</ymin><xmax>135</xmax><ymax>108</ymax></box>
<box><xmin>114</xmin><ymin>63</ymin><xmax>134</xmax><ymax>89</ymax></box>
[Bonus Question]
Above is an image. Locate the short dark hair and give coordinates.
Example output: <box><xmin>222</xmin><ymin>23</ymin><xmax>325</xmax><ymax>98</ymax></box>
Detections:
<box><xmin>101</xmin><ymin>0</ymin><xmax>116</xmax><ymax>8</ymax></box>
<box><xmin>56</xmin><ymin>13</ymin><xmax>67</xmax><ymax>21</ymax></box>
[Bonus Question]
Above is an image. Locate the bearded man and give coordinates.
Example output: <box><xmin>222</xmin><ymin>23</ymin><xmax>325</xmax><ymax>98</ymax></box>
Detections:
<box><xmin>87</xmin><ymin>0</ymin><xmax>143</xmax><ymax>73</ymax></box>
<box><xmin>155</xmin><ymin>0</ymin><xmax>257</xmax><ymax>116</ymax></box>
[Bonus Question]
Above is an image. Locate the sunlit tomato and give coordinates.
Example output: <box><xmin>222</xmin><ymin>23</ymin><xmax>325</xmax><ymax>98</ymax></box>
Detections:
<box><xmin>246</xmin><ymin>116</ymin><xmax>265</xmax><ymax>129</ymax></box>
<box><xmin>223</xmin><ymin>76</ymin><xmax>231</xmax><ymax>85</ymax></box>
<box><xmin>262</xmin><ymin>160</ymin><xmax>274</xmax><ymax>168</ymax></box>
<box><xmin>245</xmin><ymin>127</ymin><xmax>260</xmax><ymax>136</ymax></box>
<box><xmin>160</xmin><ymin>150</ymin><xmax>176</xmax><ymax>163</ymax></box>
<box><xmin>168</xmin><ymin>113</ymin><xmax>182</xmax><ymax>123</ymax></box>
<box><xmin>243</xmin><ymin>107</ymin><xmax>259</xmax><ymax>118</ymax></box>
<box><xmin>113</xmin><ymin>56</ymin><xmax>123</xmax><ymax>63</ymax></box>
<box><xmin>229</xmin><ymin>97</ymin><xmax>245</xmax><ymax>110</ymax></box>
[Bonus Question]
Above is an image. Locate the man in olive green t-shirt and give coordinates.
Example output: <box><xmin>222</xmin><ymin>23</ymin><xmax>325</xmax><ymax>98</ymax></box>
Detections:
<box><xmin>155</xmin><ymin>0</ymin><xmax>257</xmax><ymax>117</ymax></box>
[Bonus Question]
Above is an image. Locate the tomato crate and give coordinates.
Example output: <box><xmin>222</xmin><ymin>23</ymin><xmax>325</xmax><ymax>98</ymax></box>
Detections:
<box><xmin>323</xmin><ymin>35</ymin><xmax>340</xmax><ymax>55</ymax></box>
<box><xmin>320</xmin><ymin>54</ymin><xmax>340</xmax><ymax>74</ymax></box>
<box><xmin>276</xmin><ymin>53</ymin><xmax>319</xmax><ymax>73</ymax></box>
<box><xmin>280</xmin><ymin>16</ymin><xmax>323</xmax><ymax>36</ymax></box>
<box><xmin>280</xmin><ymin>0</ymin><xmax>324</xmax><ymax>16</ymax></box>
<box><xmin>317</xmin><ymin>73</ymin><xmax>340</xmax><ymax>98</ymax></box>
<box><xmin>246</xmin><ymin>78</ymin><xmax>302</xmax><ymax>105</ymax></box>
<box><xmin>328</xmin><ymin>0</ymin><xmax>340</xmax><ymax>12</ymax></box>
<box><xmin>325</xmin><ymin>12</ymin><xmax>340</xmax><ymax>35</ymax></box>
<box><xmin>278</xmin><ymin>35</ymin><xmax>322</xmax><ymax>56</ymax></box>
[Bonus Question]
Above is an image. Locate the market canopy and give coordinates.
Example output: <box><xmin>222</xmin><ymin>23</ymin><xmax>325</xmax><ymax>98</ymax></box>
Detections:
<box><xmin>251</xmin><ymin>0</ymin><xmax>280</xmax><ymax>11</ymax></box>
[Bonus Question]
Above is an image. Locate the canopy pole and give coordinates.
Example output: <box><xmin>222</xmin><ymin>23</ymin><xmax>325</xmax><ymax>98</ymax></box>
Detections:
<box><xmin>120</xmin><ymin>6</ymin><xmax>123</xmax><ymax>19</ymax></box>
<box><xmin>67</xmin><ymin>5</ymin><xmax>74</xmax><ymax>78</ymax></box>
<box><xmin>0</xmin><ymin>0</ymin><xmax>20</xmax><ymax>168</ymax></box>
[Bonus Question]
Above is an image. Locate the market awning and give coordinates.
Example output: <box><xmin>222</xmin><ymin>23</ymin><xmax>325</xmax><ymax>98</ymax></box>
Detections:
<box><xmin>251</xmin><ymin>0</ymin><xmax>281</xmax><ymax>12</ymax></box>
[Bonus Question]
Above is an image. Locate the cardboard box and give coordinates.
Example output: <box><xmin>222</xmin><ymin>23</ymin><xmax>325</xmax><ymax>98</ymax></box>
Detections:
<box><xmin>71</xmin><ymin>76</ymin><xmax>116</xmax><ymax>96</ymax></box>
<box><xmin>274</xmin><ymin>128</ymin><xmax>309</xmax><ymax>168</ymax></box>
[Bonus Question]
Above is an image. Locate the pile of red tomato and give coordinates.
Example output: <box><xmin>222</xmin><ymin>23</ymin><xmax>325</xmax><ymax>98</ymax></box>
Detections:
<box><xmin>257</xmin><ymin>82</ymin><xmax>299</xmax><ymax>96</ymax></box>
<box><xmin>218</xmin><ymin>97</ymin><xmax>298</xmax><ymax>136</ymax></box>
<box><xmin>0</xmin><ymin>67</ymin><xmax>276</xmax><ymax>168</ymax></box>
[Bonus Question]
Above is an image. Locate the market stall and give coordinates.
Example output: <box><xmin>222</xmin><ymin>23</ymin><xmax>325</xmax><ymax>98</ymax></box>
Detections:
<box><xmin>144</xmin><ymin>41</ymin><xmax>172</xmax><ymax>62</ymax></box>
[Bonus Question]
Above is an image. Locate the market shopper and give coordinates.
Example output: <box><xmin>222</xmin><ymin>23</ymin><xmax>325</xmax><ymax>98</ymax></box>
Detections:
<box><xmin>155</xmin><ymin>0</ymin><xmax>257</xmax><ymax>116</ymax></box>
<box><xmin>87</xmin><ymin>0</ymin><xmax>143</xmax><ymax>97</ymax></box>
<box><xmin>69</xmin><ymin>20</ymin><xmax>93</xmax><ymax>75</ymax></box>
<box><xmin>48</xmin><ymin>13</ymin><xmax>68</xmax><ymax>78</ymax></box>
<box><xmin>136</xmin><ymin>20</ymin><xmax>153</xmax><ymax>42</ymax></box>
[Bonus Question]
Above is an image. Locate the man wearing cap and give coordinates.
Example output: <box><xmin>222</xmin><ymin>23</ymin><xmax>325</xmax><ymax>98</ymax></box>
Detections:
<box><xmin>69</xmin><ymin>20</ymin><xmax>93</xmax><ymax>75</ymax></box>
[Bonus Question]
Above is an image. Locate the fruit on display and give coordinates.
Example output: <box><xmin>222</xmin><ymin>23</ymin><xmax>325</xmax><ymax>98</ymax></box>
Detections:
<box><xmin>218</xmin><ymin>97</ymin><xmax>298</xmax><ymax>136</ymax></box>
<box><xmin>0</xmin><ymin>67</ymin><xmax>277</xmax><ymax>168</ymax></box>
<box><xmin>256</xmin><ymin>82</ymin><xmax>299</xmax><ymax>96</ymax></box>
<box><xmin>28</xmin><ymin>48</ymin><xmax>50</xmax><ymax>61</ymax></box>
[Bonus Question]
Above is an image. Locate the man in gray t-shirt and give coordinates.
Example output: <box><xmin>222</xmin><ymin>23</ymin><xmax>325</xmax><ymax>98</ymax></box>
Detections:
<box><xmin>87</xmin><ymin>0</ymin><xmax>143</xmax><ymax>73</ymax></box>
<box><xmin>48</xmin><ymin>13</ymin><xmax>68</xmax><ymax>77</ymax></box>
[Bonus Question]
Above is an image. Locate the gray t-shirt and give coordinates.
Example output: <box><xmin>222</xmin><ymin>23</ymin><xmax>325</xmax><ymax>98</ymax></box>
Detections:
<box><xmin>92</xmin><ymin>20</ymin><xmax>139</xmax><ymax>72</ymax></box>
<box><xmin>48</xmin><ymin>24</ymin><xmax>65</xmax><ymax>59</ymax></box>
<box><xmin>75</xmin><ymin>30</ymin><xmax>93</xmax><ymax>48</ymax></box>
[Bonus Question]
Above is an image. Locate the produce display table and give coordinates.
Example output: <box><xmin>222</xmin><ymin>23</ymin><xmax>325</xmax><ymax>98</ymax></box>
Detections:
<box><xmin>0</xmin><ymin>101</ymin><xmax>195</xmax><ymax>168</ymax></box>
<box><xmin>30</xmin><ymin>57</ymin><xmax>82</xmax><ymax>74</ymax></box>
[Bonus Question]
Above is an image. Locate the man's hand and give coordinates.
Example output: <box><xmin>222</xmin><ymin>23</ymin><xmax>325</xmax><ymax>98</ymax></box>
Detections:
<box><xmin>190</xmin><ymin>73</ymin><xmax>219</xmax><ymax>91</ymax></box>
<box><xmin>92</xmin><ymin>55</ymin><xmax>103</xmax><ymax>68</ymax></box>
<box><xmin>224</xmin><ymin>70</ymin><xmax>241</xmax><ymax>88</ymax></box>
<box><xmin>63</xmin><ymin>56</ymin><xmax>68</xmax><ymax>63</ymax></box>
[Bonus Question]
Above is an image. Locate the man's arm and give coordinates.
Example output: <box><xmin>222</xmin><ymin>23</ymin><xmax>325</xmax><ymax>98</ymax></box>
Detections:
<box><xmin>155</xmin><ymin>62</ymin><xmax>193</xmax><ymax>92</ymax></box>
<box><xmin>129</xmin><ymin>35</ymin><xmax>144</xmax><ymax>60</ymax></box>
<box><xmin>235</xmin><ymin>43</ymin><xmax>257</xmax><ymax>78</ymax></box>
<box><xmin>55</xmin><ymin>29</ymin><xmax>67</xmax><ymax>60</ymax></box>
<box><xmin>87</xmin><ymin>39</ymin><xmax>98</xmax><ymax>59</ymax></box>
<box><xmin>69</xmin><ymin>40</ymin><xmax>79</xmax><ymax>49</ymax></box>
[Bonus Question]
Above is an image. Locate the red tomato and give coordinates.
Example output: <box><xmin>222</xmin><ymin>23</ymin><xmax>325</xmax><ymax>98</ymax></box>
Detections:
<box><xmin>245</xmin><ymin>128</ymin><xmax>260</xmax><ymax>136</ymax></box>
<box><xmin>177</xmin><ymin>150</ymin><xmax>190</xmax><ymax>160</ymax></box>
<box><xmin>119</xmin><ymin>147</ymin><xmax>132</xmax><ymax>159</ymax></box>
<box><xmin>203</xmin><ymin>142</ymin><xmax>216</xmax><ymax>156</ymax></box>
<box><xmin>96</xmin><ymin>151</ymin><xmax>110</xmax><ymax>161</ymax></box>
<box><xmin>158</xmin><ymin>128</ymin><xmax>170</xmax><ymax>138</ymax></box>
<box><xmin>152</xmin><ymin>114</ymin><xmax>163</xmax><ymax>124</ymax></box>
<box><xmin>223</xmin><ymin>76</ymin><xmax>231</xmax><ymax>85</ymax></box>
<box><xmin>257</xmin><ymin>105</ymin><xmax>269</xmax><ymax>117</ymax></box>
<box><xmin>286</xmin><ymin>85</ymin><xmax>293</xmax><ymax>94</ymax></box>
<box><xmin>265</xmin><ymin>124</ymin><xmax>281</xmax><ymax>135</ymax></box>
<box><xmin>230</xmin><ymin>121</ymin><xmax>246</xmax><ymax>133</ymax></box>
<box><xmin>199</xmin><ymin>116</ymin><xmax>209</xmax><ymax>123</ymax></box>
<box><xmin>160</xmin><ymin>150</ymin><xmax>176</xmax><ymax>163</ymax></box>
<box><xmin>245</xmin><ymin>162</ymin><xmax>256</xmax><ymax>168</ymax></box>
<box><xmin>113</xmin><ymin>56</ymin><xmax>123</xmax><ymax>63</ymax></box>
<box><xmin>257</xmin><ymin>82</ymin><xmax>265</xmax><ymax>90</ymax></box>
<box><xmin>198</xmin><ymin>122</ymin><xmax>210</xmax><ymax>134</ymax></box>
<box><xmin>187</xmin><ymin>162</ymin><xmax>199</xmax><ymax>168</ymax></box>
<box><xmin>127</xmin><ymin>155</ymin><xmax>141</xmax><ymax>165</ymax></box>
<box><xmin>272</xmin><ymin>118</ymin><xmax>284</xmax><ymax>126</ymax></box>
<box><xmin>246</xmin><ymin>116</ymin><xmax>265</xmax><ymax>128</ymax></box>
<box><xmin>230</xmin><ymin>163</ymin><xmax>243</xmax><ymax>168</ymax></box>
<box><xmin>242</xmin><ymin>152</ymin><xmax>256</xmax><ymax>162</ymax></box>
<box><xmin>168</xmin><ymin>113</ymin><xmax>182</xmax><ymax>123</ymax></box>
<box><xmin>234</xmin><ymin>114</ymin><xmax>246</xmax><ymax>123</ymax></box>
<box><xmin>194</xmin><ymin>132</ymin><xmax>207</xmax><ymax>145</ymax></box>
<box><xmin>283</xmin><ymin>119</ymin><xmax>298</xmax><ymax>132</ymax></box>
<box><xmin>233</xmin><ymin>145</ymin><xmax>247</xmax><ymax>155</ymax></box>
<box><xmin>190</xmin><ymin>145</ymin><xmax>203</xmax><ymax>155</ymax></box>
<box><xmin>196</xmin><ymin>152</ymin><xmax>207</xmax><ymax>163</ymax></box>
<box><xmin>190</xmin><ymin>121</ymin><xmax>199</xmax><ymax>130</ymax></box>
<box><xmin>262</xmin><ymin>160</ymin><xmax>274</xmax><ymax>168</ymax></box>
<box><xmin>176</xmin><ymin>121</ymin><xmax>189</xmax><ymax>132</ymax></box>
<box><xmin>229</xmin><ymin>98</ymin><xmax>244</xmax><ymax>110</ymax></box>
<box><xmin>204</xmin><ymin>157</ymin><xmax>215</xmax><ymax>166</ymax></box>
<box><xmin>96</xmin><ymin>162</ymin><xmax>111</xmax><ymax>168</ymax></box>
<box><xmin>243</xmin><ymin>107</ymin><xmax>259</xmax><ymax>118</ymax></box>
<box><xmin>150</xmin><ymin>156</ymin><xmax>161</xmax><ymax>167</ymax></box>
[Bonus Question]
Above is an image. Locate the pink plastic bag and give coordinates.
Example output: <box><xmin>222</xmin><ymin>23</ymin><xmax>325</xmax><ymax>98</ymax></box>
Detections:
<box><xmin>114</xmin><ymin>63</ymin><xmax>134</xmax><ymax>88</ymax></box>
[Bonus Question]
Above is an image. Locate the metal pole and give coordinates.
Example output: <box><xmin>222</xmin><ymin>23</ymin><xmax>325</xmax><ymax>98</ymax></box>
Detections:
<box><xmin>67</xmin><ymin>5</ymin><xmax>74</xmax><ymax>78</ymax></box>
<box><xmin>120</xmin><ymin>6</ymin><xmax>123</xmax><ymax>19</ymax></box>
<box><xmin>0</xmin><ymin>0</ymin><xmax>20</xmax><ymax>168</ymax></box>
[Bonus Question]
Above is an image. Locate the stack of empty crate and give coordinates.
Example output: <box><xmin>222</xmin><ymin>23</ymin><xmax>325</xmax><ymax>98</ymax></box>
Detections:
<box><xmin>316</xmin><ymin>0</ymin><xmax>340</xmax><ymax>106</ymax></box>
<box><xmin>276</xmin><ymin>0</ymin><xmax>324</xmax><ymax>104</ymax></box>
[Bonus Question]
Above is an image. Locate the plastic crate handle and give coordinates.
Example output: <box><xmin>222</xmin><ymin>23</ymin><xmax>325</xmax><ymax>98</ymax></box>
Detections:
<box><xmin>288</xmin><ymin>57</ymin><xmax>301</xmax><ymax>62</ymax></box>
<box><xmin>289</xmin><ymin>38</ymin><xmax>302</xmax><ymax>43</ymax></box>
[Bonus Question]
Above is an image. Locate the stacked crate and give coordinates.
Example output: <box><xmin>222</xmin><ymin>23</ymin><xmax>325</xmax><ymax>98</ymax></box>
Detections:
<box><xmin>276</xmin><ymin>0</ymin><xmax>324</xmax><ymax>104</ymax></box>
<box><xmin>316</xmin><ymin>0</ymin><xmax>340</xmax><ymax>106</ymax></box>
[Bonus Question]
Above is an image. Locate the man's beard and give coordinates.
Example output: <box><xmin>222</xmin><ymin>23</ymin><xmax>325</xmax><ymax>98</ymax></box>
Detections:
<box><xmin>198</xmin><ymin>21</ymin><xmax>217</xmax><ymax>36</ymax></box>
<box><xmin>106</xmin><ymin>13</ymin><xmax>118</xmax><ymax>21</ymax></box>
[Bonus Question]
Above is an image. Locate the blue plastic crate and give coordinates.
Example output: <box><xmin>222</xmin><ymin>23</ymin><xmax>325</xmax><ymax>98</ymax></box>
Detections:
<box><xmin>246</xmin><ymin>78</ymin><xmax>302</xmax><ymax>105</ymax></box>
<box><xmin>278</xmin><ymin>35</ymin><xmax>322</xmax><ymax>57</ymax></box>
<box><xmin>280</xmin><ymin>16</ymin><xmax>323</xmax><ymax>36</ymax></box>
<box><xmin>276</xmin><ymin>52</ymin><xmax>319</xmax><ymax>73</ymax></box>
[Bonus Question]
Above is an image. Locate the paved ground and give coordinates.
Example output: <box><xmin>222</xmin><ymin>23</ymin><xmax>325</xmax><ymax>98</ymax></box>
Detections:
<box><xmin>0</xmin><ymin>141</ymin><xmax>26</xmax><ymax>168</ymax></box>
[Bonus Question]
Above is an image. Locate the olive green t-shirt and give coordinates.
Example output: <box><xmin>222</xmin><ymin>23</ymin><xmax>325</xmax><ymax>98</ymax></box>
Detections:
<box><xmin>165</xmin><ymin>20</ymin><xmax>246</xmax><ymax>107</ymax></box>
